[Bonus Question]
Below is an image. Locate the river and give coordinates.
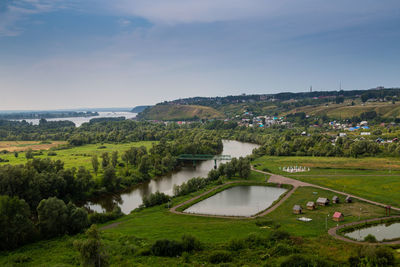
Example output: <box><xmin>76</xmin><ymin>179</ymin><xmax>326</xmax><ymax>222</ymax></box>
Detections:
<box><xmin>14</xmin><ymin>111</ymin><xmax>137</xmax><ymax>127</ymax></box>
<box><xmin>87</xmin><ymin>140</ymin><xmax>259</xmax><ymax>214</ymax></box>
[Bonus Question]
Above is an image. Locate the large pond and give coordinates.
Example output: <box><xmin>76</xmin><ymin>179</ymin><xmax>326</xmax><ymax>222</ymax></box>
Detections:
<box><xmin>344</xmin><ymin>222</ymin><xmax>400</xmax><ymax>242</ymax></box>
<box><xmin>183</xmin><ymin>185</ymin><xmax>287</xmax><ymax>217</ymax></box>
<box><xmin>87</xmin><ymin>140</ymin><xmax>259</xmax><ymax>214</ymax></box>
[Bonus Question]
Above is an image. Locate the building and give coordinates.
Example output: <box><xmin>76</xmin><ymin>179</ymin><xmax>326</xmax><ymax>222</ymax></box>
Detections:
<box><xmin>332</xmin><ymin>196</ymin><xmax>339</xmax><ymax>204</ymax></box>
<box><xmin>345</xmin><ymin>196</ymin><xmax>352</xmax><ymax>203</ymax></box>
<box><xmin>332</xmin><ymin>212</ymin><xmax>344</xmax><ymax>222</ymax></box>
<box><xmin>306</xmin><ymin>201</ymin><xmax>316</xmax><ymax>210</ymax></box>
<box><xmin>293</xmin><ymin>205</ymin><xmax>302</xmax><ymax>214</ymax></box>
<box><xmin>316</xmin><ymin>197</ymin><xmax>330</xmax><ymax>206</ymax></box>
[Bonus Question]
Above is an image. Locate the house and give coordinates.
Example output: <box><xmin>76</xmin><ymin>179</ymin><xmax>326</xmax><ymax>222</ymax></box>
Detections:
<box><xmin>316</xmin><ymin>197</ymin><xmax>329</xmax><ymax>206</ymax></box>
<box><xmin>306</xmin><ymin>201</ymin><xmax>316</xmax><ymax>210</ymax></box>
<box><xmin>345</xmin><ymin>196</ymin><xmax>352</xmax><ymax>203</ymax></box>
<box><xmin>332</xmin><ymin>196</ymin><xmax>339</xmax><ymax>204</ymax></box>
<box><xmin>332</xmin><ymin>212</ymin><xmax>344</xmax><ymax>222</ymax></box>
<box><xmin>293</xmin><ymin>205</ymin><xmax>302</xmax><ymax>214</ymax></box>
<box><xmin>339</xmin><ymin>133</ymin><xmax>347</xmax><ymax>137</ymax></box>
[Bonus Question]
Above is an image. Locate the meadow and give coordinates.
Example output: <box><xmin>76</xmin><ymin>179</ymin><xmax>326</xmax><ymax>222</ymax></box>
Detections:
<box><xmin>1</xmin><ymin>171</ymin><xmax>396</xmax><ymax>266</ymax></box>
<box><xmin>253</xmin><ymin>156</ymin><xmax>400</xmax><ymax>207</ymax></box>
<box><xmin>0</xmin><ymin>141</ymin><xmax>155</xmax><ymax>169</ymax></box>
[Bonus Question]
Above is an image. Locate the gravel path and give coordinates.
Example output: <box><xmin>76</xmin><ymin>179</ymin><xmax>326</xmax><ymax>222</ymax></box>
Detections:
<box><xmin>327</xmin><ymin>216</ymin><xmax>400</xmax><ymax>245</ymax></box>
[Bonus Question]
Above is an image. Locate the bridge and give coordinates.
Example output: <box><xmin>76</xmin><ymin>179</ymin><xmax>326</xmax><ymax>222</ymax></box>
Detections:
<box><xmin>177</xmin><ymin>154</ymin><xmax>232</xmax><ymax>168</ymax></box>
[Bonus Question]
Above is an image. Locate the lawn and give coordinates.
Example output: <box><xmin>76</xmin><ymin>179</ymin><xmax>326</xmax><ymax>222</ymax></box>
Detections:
<box><xmin>0</xmin><ymin>141</ymin><xmax>155</xmax><ymax>169</ymax></box>
<box><xmin>0</xmin><ymin>178</ymin><xmax>394</xmax><ymax>266</ymax></box>
<box><xmin>253</xmin><ymin>156</ymin><xmax>400</xmax><ymax>207</ymax></box>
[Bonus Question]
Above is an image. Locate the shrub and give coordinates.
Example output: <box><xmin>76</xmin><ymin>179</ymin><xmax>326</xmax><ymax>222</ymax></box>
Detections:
<box><xmin>364</xmin><ymin>234</ymin><xmax>377</xmax><ymax>243</ymax></box>
<box><xmin>269</xmin><ymin>242</ymin><xmax>298</xmax><ymax>256</ymax></box>
<box><xmin>151</xmin><ymin>239</ymin><xmax>184</xmax><ymax>257</ymax></box>
<box><xmin>227</xmin><ymin>238</ymin><xmax>246</xmax><ymax>251</ymax></box>
<box><xmin>270</xmin><ymin>230</ymin><xmax>290</xmax><ymax>241</ymax></box>
<box><xmin>142</xmin><ymin>191</ymin><xmax>170</xmax><ymax>208</ymax></box>
<box><xmin>88</xmin><ymin>206</ymin><xmax>123</xmax><ymax>224</ymax></box>
<box><xmin>47</xmin><ymin>151</ymin><xmax>57</xmax><ymax>156</ymax></box>
<box><xmin>280</xmin><ymin>254</ymin><xmax>314</xmax><ymax>267</ymax></box>
<box><xmin>208</xmin><ymin>250</ymin><xmax>232</xmax><ymax>264</ymax></box>
<box><xmin>181</xmin><ymin>234</ymin><xmax>202</xmax><ymax>252</ymax></box>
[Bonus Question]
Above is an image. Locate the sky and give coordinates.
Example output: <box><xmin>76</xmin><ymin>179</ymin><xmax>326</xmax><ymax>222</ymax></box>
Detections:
<box><xmin>0</xmin><ymin>0</ymin><xmax>399</xmax><ymax>110</ymax></box>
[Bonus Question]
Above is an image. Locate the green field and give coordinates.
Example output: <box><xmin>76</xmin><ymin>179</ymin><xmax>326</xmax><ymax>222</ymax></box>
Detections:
<box><xmin>253</xmin><ymin>156</ymin><xmax>400</xmax><ymax>207</ymax></box>
<box><xmin>0</xmin><ymin>141</ymin><xmax>155</xmax><ymax>169</ymax></box>
<box><xmin>1</xmin><ymin>174</ymin><xmax>394</xmax><ymax>266</ymax></box>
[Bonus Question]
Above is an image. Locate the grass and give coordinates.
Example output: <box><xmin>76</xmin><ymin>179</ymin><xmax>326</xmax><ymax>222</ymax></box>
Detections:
<box><xmin>140</xmin><ymin>104</ymin><xmax>224</xmax><ymax>120</ymax></box>
<box><xmin>253</xmin><ymin>156</ymin><xmax>400</xmax><ymax>207</ymax></box>
<box><xmin>0</xmin><ymin>141</ymin><xmax>155</xmax><ymax>169</ymax></box>
<box><xmin>0</xmin><ymin>178</ymin><xmax>394</xmax><ymax>266</ymax></box>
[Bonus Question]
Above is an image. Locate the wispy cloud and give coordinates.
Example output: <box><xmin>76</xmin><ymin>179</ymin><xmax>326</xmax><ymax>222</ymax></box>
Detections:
<box><xmin>0</xmin><ymin>0</ymin><xmax>66</xmax><ymax>36</ymax></box>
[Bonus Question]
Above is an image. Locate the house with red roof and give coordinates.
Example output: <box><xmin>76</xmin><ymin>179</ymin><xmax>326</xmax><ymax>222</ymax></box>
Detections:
<box><xmin>332</xmin><ymin>212</ymin><xmax>344</xmax><ymax>222</ymax></box>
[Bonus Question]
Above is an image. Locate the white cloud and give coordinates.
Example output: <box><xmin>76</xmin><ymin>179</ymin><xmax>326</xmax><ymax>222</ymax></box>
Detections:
<box><xmin>0</xmin><ymin>0</ymin><xmax>66</xmax><ymax>36</ymax></box>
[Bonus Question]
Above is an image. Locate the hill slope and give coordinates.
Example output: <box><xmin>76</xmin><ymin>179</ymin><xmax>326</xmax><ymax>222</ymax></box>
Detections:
<box><xmin>138</xmin><ymin>104</ymin><xmax>224</xmax><ymax>120</ymax></box>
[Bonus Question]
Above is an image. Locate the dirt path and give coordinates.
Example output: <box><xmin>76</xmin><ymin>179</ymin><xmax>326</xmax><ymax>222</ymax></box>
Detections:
<box><xmin>327</xmin><ymin>216</ymin><xmax>400</xmax><ymax>245</ymax></box>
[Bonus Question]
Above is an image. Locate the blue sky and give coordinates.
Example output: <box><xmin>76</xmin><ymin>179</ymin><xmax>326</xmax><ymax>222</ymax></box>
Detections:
<box><xmin>0</xmin><ymin>0</ymin><xmax>399</xmax><ymax>110</ymax></box>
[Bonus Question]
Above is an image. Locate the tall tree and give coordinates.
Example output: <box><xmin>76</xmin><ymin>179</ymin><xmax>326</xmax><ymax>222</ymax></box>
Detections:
<box><xmin>0</xmin><ymin>195</ymin><xmax>36</xmax><ymax>250</ymax></box>
<box><xmin>91</xmin><ymin>155</ymin><xmax>99</xmax><ymax>175</ymax></box>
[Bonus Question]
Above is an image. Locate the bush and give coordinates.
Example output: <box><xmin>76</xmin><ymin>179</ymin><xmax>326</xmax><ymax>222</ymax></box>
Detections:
<box><xmin>151</xmin><ymin>239</ymin><xmax>184</xmax><ymax>257</ymax></box>
<box><xmin>269</xmin><ymin>242</ymin><xmax>298</xmax><ymax>256</ymax></box>
<box><xmin>209</xmin><ymin>250</ymin><xmax>232</xmax><ymax>264</ymax></box>
<box><xmin>363</xmin><ymin>234</ymin><xmax>377</xmax><ymax>243</ymax></box>
<box><xmin>150</xmin><ymin>235</ymin><xmax>202</xmax><ymax>257</ymax></box>
<box><xmin>270</xmin><ymin>230</ymin><xmax>290</xmax><ymax>241</ymax></box>
<box><xmin>280</xmin><ymin>254</ymin><xmax>314</xmax><ymax>267</ymax></box>
<box><xmin>88</xmin><ymin>206</ymin><xmax>123</xmax><ymax>224</ymax></box>
<box><xmin>142</xmin><ymin>192</ymin><xmax>170</xmax><ymax>208</ymax></box>
<box><xmin>47</xmin><ymin>151</ymin><xmax>57</xmax><ymax>156</ymax></box>
<box><xmin>227</xmin><ymin>238</ymin><xmax>246</xmax><ymax>251</ymax></box>
<box><xmin>181</xmin><ymin>234</ymin><xmax>202</xmax><ymax>252</ymax></box>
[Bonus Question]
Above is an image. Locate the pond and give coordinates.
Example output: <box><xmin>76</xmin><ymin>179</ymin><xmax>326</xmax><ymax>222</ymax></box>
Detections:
<box><xmin>87</xmin><ymin>140</ymin><xmax>260</xmax><ymax>213</ymax></box>
<box><xmin>344</xmin><ymin>222</ymin><xmax>400</xmax><ymax>242</ymax></box>
<box><xmin>183</xmin><ymin>185</ymin><xmax>287</xmax><ymax>217</ymax></box>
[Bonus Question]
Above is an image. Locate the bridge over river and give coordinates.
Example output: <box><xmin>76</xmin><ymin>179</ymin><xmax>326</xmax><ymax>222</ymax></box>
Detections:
<box><xmin>177</xmin><ymin>154</ymin><xmax>232</xmax><ymax>168</ymax></box>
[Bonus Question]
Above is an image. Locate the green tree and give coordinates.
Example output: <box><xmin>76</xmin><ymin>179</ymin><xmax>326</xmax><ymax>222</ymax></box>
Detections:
<box><xmin>138</xmin><ymin>155</ymin><xmax>152</xmax><ymax>176</ymax></box>
<box><xmin>74</xmin><ymin>225</ymin><xmax>108</xmax><ymax>267</ymax></box>
<box><xmin>14</xmin><ymin>151</ymin><xmax>18</xmax><ymax>158</ymax></box>
<box><xmin>101</xmin><ymin>152</ymin><xmax>110</xmax><ymax>169</ymax></box>
<box><xmin>0</xmin><ymin>195</ymin><xmax>36</xmax><ymax>250</ymax></box>
<box><xmin>25</xmin><ymin>149</ymin><xmax>33</xmax><ymax>159</ymax></box>
<box><xmin>66</xmin><ymin>202</ymin><xmax>89</xmax><ymax>235</ymax></box>
<box><xmin>111</xmin><ymin>151</ymin><xmax>118</xmax><ymax>168</ymax></box>
<box><xmin>37</xmin><ymin>197</ymin><xmax>68</xmax><ymax>238</ymax></box>
<box><xmin>102</xmin><ymin>166</ymin><xmax>117</xmax><ymax>192</ymax></box>
<box><xmin>91</xmin><ymin>155</ymin><xmax>99</xmax><ymax>175</ymax></box>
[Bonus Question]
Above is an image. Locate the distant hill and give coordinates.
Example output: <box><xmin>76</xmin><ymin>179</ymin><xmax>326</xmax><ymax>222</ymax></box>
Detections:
<box><xmin>137</xmin><ymin>104</ymin><xmax>224</xmax><ymax>121</ymax></box>
<box><xmin>131</xmin><ymin>105</ymin><xmax>152</xmax><ymax>113</ymax></box>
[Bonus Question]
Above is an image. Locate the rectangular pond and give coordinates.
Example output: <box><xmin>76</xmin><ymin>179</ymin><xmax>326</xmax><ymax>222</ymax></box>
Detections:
<box><xmin>344</xmin><ymin>222</ymin><xmax>400</xmax><ymax>242</ymax></box>
<box><xmin>183</xmin><ymin>185</ymin><xmax>287</xmax><ymax>217</ymax></box>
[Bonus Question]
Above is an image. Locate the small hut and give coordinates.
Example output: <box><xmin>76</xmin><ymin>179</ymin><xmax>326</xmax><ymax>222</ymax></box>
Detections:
<box><xmin>332</xmin><ymin>212</ymin><xmax>344</xmax><ymax>222</ymax></box>
<box><xmin>316</xmin><ymin>197</ymin><xmax>329</xmax><ymax>206</ymax></box>
<box><xmin>332</xmin><ymin>196</ymin><xmax>339</xmax><ymax>204</ymax></box>
<box><xmin>306</xmin><ymin>201</ymin><xmax>316</xmax><ymax>210</ymax></box>
<box><xmin>293</xmin><ymin>205</ymin><xmax>302</xmax><ymax>214</ymax></box>
<box><xmin>345</xmin><ymin>196</ymin><xmax>352</xmax><ymax>203</ymax></box>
